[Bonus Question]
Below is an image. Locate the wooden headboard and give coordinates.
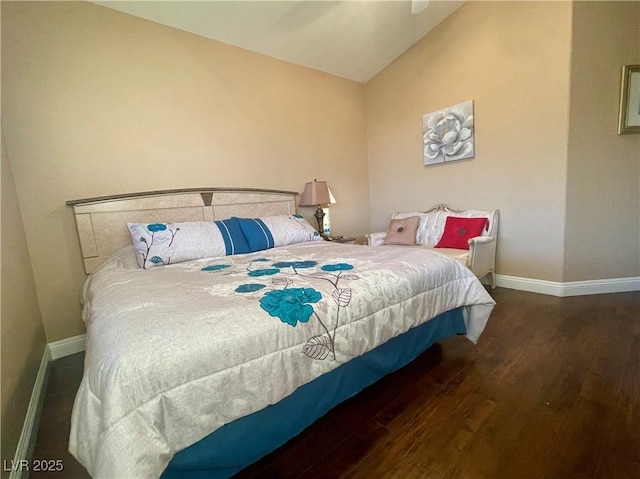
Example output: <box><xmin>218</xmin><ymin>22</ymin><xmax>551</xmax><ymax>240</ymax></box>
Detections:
<box><xmin>66</xmin><ymin>187</ymin><xmax>298</xmax><ymax>274</ymax></box>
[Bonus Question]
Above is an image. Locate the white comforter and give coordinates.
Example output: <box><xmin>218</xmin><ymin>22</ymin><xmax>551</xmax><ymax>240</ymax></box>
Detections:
<box><xmin>69</xmin><ymin>242</ymin><xmax>495</xmax><ymax>478</ymax></box>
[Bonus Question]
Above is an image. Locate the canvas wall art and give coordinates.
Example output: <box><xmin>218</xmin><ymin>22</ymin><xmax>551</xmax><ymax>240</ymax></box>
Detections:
<box><xmin>423</xmin><ymin>100</ymin><xmax>474</xmax><ymax>166</ymax></box>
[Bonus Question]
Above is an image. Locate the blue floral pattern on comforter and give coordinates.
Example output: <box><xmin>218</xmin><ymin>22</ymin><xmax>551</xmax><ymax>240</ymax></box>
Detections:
<box><xmin>201</xmin><ymin>257</ymin><xmax>359</xmax><ymax>360</ymax></box>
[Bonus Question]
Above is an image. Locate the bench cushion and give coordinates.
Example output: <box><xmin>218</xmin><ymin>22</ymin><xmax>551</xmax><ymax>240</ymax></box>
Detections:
<box><xmin>419</xmin><ymin>246</ymin><xmax>470</xmax><ymax>266</ymax></box>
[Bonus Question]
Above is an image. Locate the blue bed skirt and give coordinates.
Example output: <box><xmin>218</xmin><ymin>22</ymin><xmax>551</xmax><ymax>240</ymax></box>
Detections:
<box><xmin>162</xmin><ymin>308</ymin><xmax>466</xmax><ymax>479</ymax></box>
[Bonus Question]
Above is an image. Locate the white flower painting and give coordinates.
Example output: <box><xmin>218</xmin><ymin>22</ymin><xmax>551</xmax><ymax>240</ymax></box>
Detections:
<box><xmin>423</xmin><ymin>100</ymin><xmax>474</xmax><ymax>166</ymax></box>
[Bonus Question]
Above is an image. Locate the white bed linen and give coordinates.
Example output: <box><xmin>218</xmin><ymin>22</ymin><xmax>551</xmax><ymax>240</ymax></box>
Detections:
<box><xmin>69</xmin><ymin>242</ymin><xmax>495</xmax><ymax>478</ymax></box>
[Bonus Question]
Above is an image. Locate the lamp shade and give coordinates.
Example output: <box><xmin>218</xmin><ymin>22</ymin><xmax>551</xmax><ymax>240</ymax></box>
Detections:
<box><xmin>298</xmin><ymin>180</ymin><xmax>336</xmax><ymax>207</ymax></box>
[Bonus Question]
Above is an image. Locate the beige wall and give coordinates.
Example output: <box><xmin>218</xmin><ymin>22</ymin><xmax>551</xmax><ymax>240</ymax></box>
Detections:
<box><xmin>1</xmin><ymin>1</ymin><xmax>370</xmax><ymax>342</ymax></box>
<box><xmin>365</xmin><ymin>1</ymin><xmax>573</xmax><ymax>282</ymax></box>
<box><xmin>564</xmin><ymin>1</ymin><xmax>640</xmax><ymax>281</ymax></box>
<box><xmin>1</xmin><ymin>126</ymin><xmax>48</xmax><ymax>475</ymax></box>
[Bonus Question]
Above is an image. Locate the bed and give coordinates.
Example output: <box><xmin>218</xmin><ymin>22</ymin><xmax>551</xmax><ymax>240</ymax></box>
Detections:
<box><xmin>66</xmin><ymin>188</ymin><xmax>495</xmax><ymax>479</ymax></box>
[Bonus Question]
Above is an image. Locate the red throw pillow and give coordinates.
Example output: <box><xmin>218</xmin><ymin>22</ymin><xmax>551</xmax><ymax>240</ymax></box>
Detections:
<box><xmin>435</xmin><ymin>216</ymin><xmax>488</xmax><ymax>250</ymax></box>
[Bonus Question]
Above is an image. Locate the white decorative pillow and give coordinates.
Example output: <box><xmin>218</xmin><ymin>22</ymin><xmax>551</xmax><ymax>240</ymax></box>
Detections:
<box><xmin>235</xmin><ymin>214</ymin><xmax>322</xmax><ymax>252</ymax></box>
<box><xmin>127</xmin><ymin>219</ymin><xmax>251</xmax><ymax>269</ymax></box>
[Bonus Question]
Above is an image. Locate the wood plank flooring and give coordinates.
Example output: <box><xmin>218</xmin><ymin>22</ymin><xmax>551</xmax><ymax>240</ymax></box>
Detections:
<box><xmin>30</xmin><ymin>288</ymin><xmax>640</xmax><ymax>478</ymax></box>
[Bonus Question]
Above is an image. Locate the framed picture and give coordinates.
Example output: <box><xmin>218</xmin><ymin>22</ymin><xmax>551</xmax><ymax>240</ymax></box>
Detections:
<box><xmin>423</xmin><ymin>100</ymin><xmax>474</xmax><ymax>166</ymax></box>
<box><xmin>618</xmin><ymin>64</ymin><xmax>640</xmax><ymax>134</ymax></box>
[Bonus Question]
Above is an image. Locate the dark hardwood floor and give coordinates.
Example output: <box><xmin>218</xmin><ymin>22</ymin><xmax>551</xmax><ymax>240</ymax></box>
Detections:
<box><xmin>31</xmin><ymin>288</ymin><xmax>640</xmax><ymax>478</ymax></box>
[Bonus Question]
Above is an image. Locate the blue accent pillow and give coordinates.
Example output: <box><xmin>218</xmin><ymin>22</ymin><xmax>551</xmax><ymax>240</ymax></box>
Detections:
<box><xmin>214</xmin><ymin>218</ymin><xmax>252</xmax><ymax>255</ymax></box>
<box><xmin>235</xmin><ymin>218</ymin><xmax>275</xmax><ymax>252</ymax></box>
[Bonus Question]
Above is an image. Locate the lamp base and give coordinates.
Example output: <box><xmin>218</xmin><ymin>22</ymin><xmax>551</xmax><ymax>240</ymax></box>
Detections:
<box><xmin>313</xmin><ymin>206</ymin><xmax>327</xmax><ymax>239</ymax></box>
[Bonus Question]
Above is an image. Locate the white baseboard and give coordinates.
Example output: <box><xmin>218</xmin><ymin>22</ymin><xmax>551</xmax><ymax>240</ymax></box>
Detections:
<box><xmin>494</xmin><ymin>274</ymin><xmax>640</xmax><ymax>297</ymax></box>
<box><xmin>9</xmin><ymin>347</ymin><xmax>51</xmax><ymax>479</ymax></box>
<box><xmin>493</xmin><ymin>274</ymin><xmax>564</xmax><ymax>296</ymax></box>
<box><xmin>562</xmin><ymin>276</ymin><xmax>640</xmax><ymax>296</ymax></box>
<box><xmin>48</xmin><ymin>334</ymin><xmax>86</xmax><ymax>360</ymax></box>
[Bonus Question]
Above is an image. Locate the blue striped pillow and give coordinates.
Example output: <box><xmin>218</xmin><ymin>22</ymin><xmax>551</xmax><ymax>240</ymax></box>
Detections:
<box><xmin>235</xmin><ymin>215</ymin><xmax>321</xmax><ymax>252</ymax></box>
<box><xmin>235</xmin><ymin>218</ymin><xmax>275</xmax><ymax>252</ymax></box>
<box><xmin>214</xmin><ymin>218</ymin><xmax>252</xmax><ymax>255</ymax></box>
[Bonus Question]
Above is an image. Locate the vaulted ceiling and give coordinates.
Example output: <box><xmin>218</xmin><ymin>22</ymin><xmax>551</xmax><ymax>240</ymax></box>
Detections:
<box><xmin>94</xmin><ymin>1</ymin><xmax>464</xmax><ymax>83</ymax></box>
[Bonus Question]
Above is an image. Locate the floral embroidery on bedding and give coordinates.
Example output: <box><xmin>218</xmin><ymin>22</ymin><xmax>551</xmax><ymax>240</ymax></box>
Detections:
<box><xmin>201</xmin><ymin>255</ymin><xmax>359</xmax><ymax>361</ymax></box>
<box><xmin>272</xmin><ymin>260</ymin><xmax>318</xmax><ymax>269</ymax></box>
<box><xmin>247</xmin><ymin>268</ymin><xmax>280</xmax><ymax>277</ymax></box>
<box><xmin>235</xmin><ymin>283</ymin><xmax>266</xmax><ymax>293</ymax></box>
<box><xmin>259</xmin><ymin>288</ymin><xmax>322</xmax><ymax>326</ymax></box>
<box><xmin>135</xmin><ymin>223</ymin><xmax>181</xmax><ymax>268</ymax></box>
<box><xmin>201</xmin><ymin>264</ymin><xmax>231</xmax><ymax>272</ymax></box>
<box><xmin>256</xmin><ymin>259</ymin><xmax>357</xmax><ymax>360</ymax></box>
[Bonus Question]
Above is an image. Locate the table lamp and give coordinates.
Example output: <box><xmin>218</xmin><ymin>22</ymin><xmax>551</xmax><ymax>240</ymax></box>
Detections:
<box><xmin>298</xmin><ymin>179</ymin><xmax>336</xmax><ymax>238</ymax></box>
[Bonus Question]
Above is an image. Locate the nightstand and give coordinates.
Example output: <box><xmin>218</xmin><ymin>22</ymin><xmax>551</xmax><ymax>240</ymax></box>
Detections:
<box><xmin>327</xmin><ymin>236</ymin><xmax>356</xmax><ymax>244</ymax></box>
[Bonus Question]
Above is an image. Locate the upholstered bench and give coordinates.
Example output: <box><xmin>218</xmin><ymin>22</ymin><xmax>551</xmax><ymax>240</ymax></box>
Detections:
<box><xmin>366</xmin><ymin>204</ymin><xmax>499</xmax><ymax>288</ymax></box>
